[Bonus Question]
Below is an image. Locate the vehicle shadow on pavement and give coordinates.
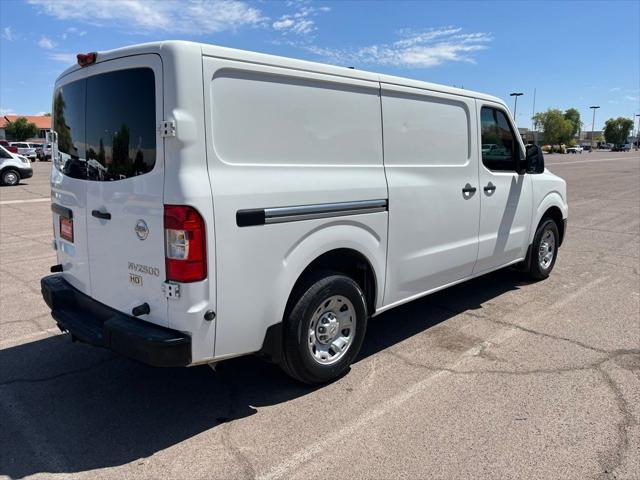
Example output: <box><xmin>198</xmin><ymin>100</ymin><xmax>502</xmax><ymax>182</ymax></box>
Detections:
<box><xmin>0</xmin><ymin>269</ymin><xmax>526</xmax><ymax>477</ymax></box>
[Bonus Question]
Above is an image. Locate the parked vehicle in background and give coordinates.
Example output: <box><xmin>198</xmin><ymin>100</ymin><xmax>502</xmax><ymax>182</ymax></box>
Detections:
<box><xmin>41</xmin><ymin>41</ymin><xmax>568</xmax><ymax>384</ymax></box>
<box><xmin>9</xmin><ymin>142</ymin><xmax>37</xmax><ymax>160</ymax></box>
<box><xmin>0</xmin><ymin>145</ymin><xmax>32</xmax><ymax>186</ymax></box>
<box><xmin>31</xmin><ymin>143</ymin><xmax>45</xmax><ymax>160</ymax></box>
<box><xmin>612</xmin><ymin>144</ymin><xmax>631</xmax><ymax>152</ymax></box>
<box><xmin>41</xmin><ymin>143</ymin><xmax>52</xmax><ymax>160</ymax></box>
<box><xmin>566</xmin><ymin>145</ymin><xmax>583</xmax><ymax>154</ymax></box>
<box><xmin>482</xmin><ymin>143</ymin><xmax>497</xmax><ymax>153</ymax></box>
<box><xmin>0</xmin><ymin>140</ymin><xmax>18</xmax><ymax>154</ymax></box>
<box><xmin>581</xmin><ymin>145</ymin><xmax>592</xmax><ymax>152</ymax></box>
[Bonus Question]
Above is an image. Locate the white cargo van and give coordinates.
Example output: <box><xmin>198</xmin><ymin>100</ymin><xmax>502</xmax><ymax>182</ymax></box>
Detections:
<box><xmin>41</xmin><ymin>42</ymin><xmax>567</xmax><ymax>383</ymax></box>
<box><xmin>0</xmin><ymin>145</ymin><xmax>32</xmax><ymax>185</ymax></box>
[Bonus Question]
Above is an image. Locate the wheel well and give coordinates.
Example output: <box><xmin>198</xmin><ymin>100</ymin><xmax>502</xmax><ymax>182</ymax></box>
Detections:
<box><xmin>0</xmin><ymin>167</ymin><xmax>20</xmax><ymax>182</ymax></box>
<box><xmin>290</xmin><ymin>248</ymin><xmax>377</xmax><ymax>316</ymax></box>
<box><xmin>259</xmin><ymin>249</ymin><xmax>378</xmax><ymax>363</ymax></box>
<box><xmin>542</xmin><ymin>206</ymin><xmax>565</xmax><ymax>246</ymax></box>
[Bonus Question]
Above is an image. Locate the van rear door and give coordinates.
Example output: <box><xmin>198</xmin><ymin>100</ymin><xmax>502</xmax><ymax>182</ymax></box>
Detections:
<box><xmin>83</xmin><ymin>56</ymin><xmax>168</xmax><ymax>326</ymax></box>
<box><xmin>52</xmin><ymin>68</ymin><xmax>91</xmax><ymax>294</ymax></box>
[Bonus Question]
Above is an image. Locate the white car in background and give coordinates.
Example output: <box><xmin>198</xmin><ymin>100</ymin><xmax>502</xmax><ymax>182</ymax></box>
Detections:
<box><xmin>41</xmin><ymin>143</ymin><xmax>52</xmax><ymax>160</ymax></box>
<box><xmin>566</xmin><ymin>145</ymin><xmax>584</xmax><ymax>154</ymax></box>
<box><xmin>9</xmin><ymin>142</ymin><xmax>37</xmax><ymax>160</ymax></box>
<box><xmin>0</xmin><ymin>145</ymin><xmax>32</xmax><ymax>186</ymax></box>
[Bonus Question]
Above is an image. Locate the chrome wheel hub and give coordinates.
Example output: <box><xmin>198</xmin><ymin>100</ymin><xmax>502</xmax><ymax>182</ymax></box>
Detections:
<box><xmin>538</xmin><ymin>229</ymin><xmax>556</xmax><ymax>270</ymax></box>
<box><xmin>4</xmin><ymin>172</ymin><xmax>18</xmax><ymax>185</ymax></box>
<box><xmin>316</xmin><ymin>312</ymin><xmax>340</xmax><ymax>344</ymax></box>
<box><xmin>308</xmin><ymin>295</ymin><xmax>356</xmax><ymax>365</ymax></box>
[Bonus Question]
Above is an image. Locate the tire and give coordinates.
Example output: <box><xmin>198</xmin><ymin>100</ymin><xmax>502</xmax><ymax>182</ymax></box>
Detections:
<box><xmin>1</xmin><ymin>169</ymin><xmax>20</xmax><ymax>186</ymax></box>
<box><xmin>526</xmin><ymin>218</ymin><xmax>560</xmax><ymax>280</ymax></box>
<box><xmin>281</xmin><ymin>272</ymin><xmax>368</xmax><ymax>384</ymax></box>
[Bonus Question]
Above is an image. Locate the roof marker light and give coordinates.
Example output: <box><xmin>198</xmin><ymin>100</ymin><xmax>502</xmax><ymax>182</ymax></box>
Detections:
<box><xmin>77</xmin><ymin>52</ymin><xmax>97</xmax><ymax>67</ymax></box>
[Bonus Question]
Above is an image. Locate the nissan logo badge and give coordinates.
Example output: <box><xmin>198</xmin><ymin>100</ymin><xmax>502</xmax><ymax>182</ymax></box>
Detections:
<box><xmin>135</xmin><ymin>219</ymin><xmax>149</xmax><ymax>240</ymax></box>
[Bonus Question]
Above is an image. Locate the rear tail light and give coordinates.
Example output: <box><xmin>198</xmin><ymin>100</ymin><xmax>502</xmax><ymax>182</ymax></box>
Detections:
<box><xmin>164</xmin><ymin>205</ymin><xmax>207</xmax><ymax>282</ymax></box>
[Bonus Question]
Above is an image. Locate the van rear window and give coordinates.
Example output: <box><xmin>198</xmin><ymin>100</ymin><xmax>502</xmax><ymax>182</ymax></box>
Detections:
<box><xmin>53</xmin><ymin>68</ymin><xmax>156</xmax><ymax>181</ymax></box>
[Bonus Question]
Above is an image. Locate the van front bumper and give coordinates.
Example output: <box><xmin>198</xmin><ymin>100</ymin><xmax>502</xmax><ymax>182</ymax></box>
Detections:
<box><xmin>41</xmin><ymin>275</ymin><xmax>191</xmax><ymax>367</ymax></box>
<box><xmin>18</xmin><ymin>167</ymin><xmax>33</xmax><ymax>179</ymax></box>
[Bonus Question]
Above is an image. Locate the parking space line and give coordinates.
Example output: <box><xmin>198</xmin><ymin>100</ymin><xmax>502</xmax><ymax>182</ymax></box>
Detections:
<box><xmin>258</xmin><ymin>275</ymin><xmax>611</xmax><ymax>480</ymax></box>
<box><xmin>547</xmin><ymin>156</ymin><xmax>639</xmax><ymax>166</ymax></box>
<box><xmin>257</xmin><ymin>369</ymin><xmax>449</xmax><ymax>480</ymax></box>
<box><xmin>0</xmin><ymin>198</ymin><xmax>50</xmax><ymax>205</ymax></box>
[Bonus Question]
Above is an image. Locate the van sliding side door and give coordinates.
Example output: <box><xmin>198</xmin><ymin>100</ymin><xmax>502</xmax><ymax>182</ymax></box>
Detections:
<box><xmin>381</xmin><ymin>84</ymin><xmax>481</xmax><ymax>306</ymax></box>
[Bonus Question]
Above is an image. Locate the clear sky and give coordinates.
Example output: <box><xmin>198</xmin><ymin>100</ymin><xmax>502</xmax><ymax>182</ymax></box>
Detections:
<box><xmin>1</xmin><ymin>0</ymin><xmax>638</xmax><ymax>131</ymax></box>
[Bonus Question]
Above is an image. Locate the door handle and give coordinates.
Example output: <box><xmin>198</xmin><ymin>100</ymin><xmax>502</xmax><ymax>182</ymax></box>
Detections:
<box><xmin>484</xmin><ymin>182</ymin><xmax>496</xmax><ymax>193</ymax></box>
<box><xmin>462</xmin><ymin>184</ymin><xmax>477</xmax><ymax>194</ymax></box>
<box><xmin>91</xmin><ymin>209</ymin><xmax>111</xmax><ymax>220</ymax></box>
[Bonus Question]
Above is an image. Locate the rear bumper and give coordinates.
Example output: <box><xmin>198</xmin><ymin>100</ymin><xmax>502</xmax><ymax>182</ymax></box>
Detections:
<box><xmin>41</xmin><ymin>275</ymin><xmax>191</xmax><ymax>367</ymax></box>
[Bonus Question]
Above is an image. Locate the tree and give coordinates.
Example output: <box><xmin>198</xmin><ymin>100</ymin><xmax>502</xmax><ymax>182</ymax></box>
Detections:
<box><xmin>4</xmin><ymin>116</ymin><xmax>38</xmax><ymax>141</ymax></box>
<box><xmin>98</xmin><ymin>138</ymin><xmax>105</xmax><ymax>165</ymax></box>
<box><xmin>603</xmin><ymin>117</ymin><xmax>634</xmax><ymax>145</ymax></box>
<box><xmin>53</xmin><ymin>91</ymin><xmax>72</xmax><ymax>155</ymax></box>
<box><xmin>563</xmin><ymin>108</ymin><xmax>582</xmax><ymax>138</ymax></box>
<box><xmin>111</xmin><ymin>123</ymin><xmax>130</xmax><ymax>176</ymax></box>
<box><xmin>532</xmin><ymin>109</ymin><xmax>574</xmax><ymax>146</ymax></box>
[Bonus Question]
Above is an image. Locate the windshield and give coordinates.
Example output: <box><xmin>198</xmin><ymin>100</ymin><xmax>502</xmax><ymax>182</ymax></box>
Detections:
<box><xmin>53</xmin><ymin>68</ymin><xmax>156</xmax><ymax>181</ymax></box>
<box><xmin>0</xmin><ymin>146</ymin><xmax>12</xmax><ymax>159</ymax></box>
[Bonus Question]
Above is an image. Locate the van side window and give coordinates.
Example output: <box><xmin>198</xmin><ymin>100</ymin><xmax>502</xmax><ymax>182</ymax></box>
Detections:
<box><xmin>0</xmin><ymin>148</ymin><xmax>11</xmax><ymax>159</ymax></box>
<box><xmin>481</xmin><ymin>107</ymin><xmax>520</xmax><ymax>171</ymax></box>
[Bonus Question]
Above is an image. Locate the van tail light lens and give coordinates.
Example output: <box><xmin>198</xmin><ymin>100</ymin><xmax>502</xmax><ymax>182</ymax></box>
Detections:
<box><xmin>164</xmin><ymin>205</ymin><xmax>207</xmax><ymax>282</ymax></box>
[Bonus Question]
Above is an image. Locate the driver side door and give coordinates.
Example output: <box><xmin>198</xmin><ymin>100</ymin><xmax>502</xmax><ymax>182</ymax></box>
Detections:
<box><xmin>474</xmin><ymin>103</ymin><xmax>533</xmax><ymax>273</ymax></box>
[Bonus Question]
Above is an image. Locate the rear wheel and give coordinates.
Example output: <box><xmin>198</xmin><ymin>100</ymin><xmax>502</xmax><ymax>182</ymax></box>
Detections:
<box><xmin>281</xmin><ymin>273</ymin><xmax>367</xmax><ymax>384</ymax></box>
<box><xmin>526</xmin><ymin>218</ymin><xmax>559</xmax><ymax>280</ymax></box>
<box><xmin>1</xmin><ymin>169</ymin><xmax>20</xmax><ymax>186</ymax></box>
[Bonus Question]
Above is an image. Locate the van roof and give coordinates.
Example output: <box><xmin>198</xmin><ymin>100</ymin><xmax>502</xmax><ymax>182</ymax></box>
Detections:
<box><xmin>57</xmin><ymin>40</ymin><xmax>506</xmax><ymax>107</ymax></box>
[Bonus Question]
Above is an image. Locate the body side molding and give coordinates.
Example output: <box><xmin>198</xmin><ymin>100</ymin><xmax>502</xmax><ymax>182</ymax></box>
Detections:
<box><xmin>237</xmin><ymin>199</ymin><xmax>388</xmax><ymax>227</ymax></box>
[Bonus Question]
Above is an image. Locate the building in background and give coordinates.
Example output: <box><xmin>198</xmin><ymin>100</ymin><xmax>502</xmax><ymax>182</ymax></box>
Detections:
<box><xmin>579</xmin><ymin>130</ymin><xmax>603</xmax><ymax>142</ymax></box>
<box><xmin>518</xmin><ymin>127</ymin><xmax>544</xmax><ymax>145</ymax></box>
<box><xmin>0</xmin><ymin>115</ymin><xmax>52</xmax><ymax>142</ymax></box>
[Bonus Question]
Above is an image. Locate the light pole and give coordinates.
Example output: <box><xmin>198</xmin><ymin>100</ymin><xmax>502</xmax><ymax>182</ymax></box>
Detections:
<box><xmin>510</xmin><ymin>92</ymin><xmax>523</xmax><ymax>122</ymax></box>
<box><xmin>590</xmin><ymin>106</ymin><xmax>600</xmax><ymax>150</ymax></box>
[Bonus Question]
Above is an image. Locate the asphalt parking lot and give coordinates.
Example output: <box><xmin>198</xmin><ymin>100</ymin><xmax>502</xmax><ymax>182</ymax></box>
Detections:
<box><xmin>1</xmin><ymin>151</ymin><xmax>639</xmax><ymax>480</ymax></box>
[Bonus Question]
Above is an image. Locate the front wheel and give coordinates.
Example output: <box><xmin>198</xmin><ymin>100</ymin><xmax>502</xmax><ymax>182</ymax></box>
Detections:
<box><xmin>1</xmin><ymin>169</ymin><xmax>20</xmax><ymax>186</ymax></box>
<box><xmin>281</xmin><ymin>273</ymin><xmax>367</xmax><ymax>384</ymax></box>
<box><xmin>526</xmin><ymin>218</ymin><xmax>560</xmax><ymax>280</ymax></box>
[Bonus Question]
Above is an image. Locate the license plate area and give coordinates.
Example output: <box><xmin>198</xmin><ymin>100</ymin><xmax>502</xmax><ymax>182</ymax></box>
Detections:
<box><xmin>60</xmin><ymin>217</ymin><xmax>74</xmax><ymax>243</ymax></box>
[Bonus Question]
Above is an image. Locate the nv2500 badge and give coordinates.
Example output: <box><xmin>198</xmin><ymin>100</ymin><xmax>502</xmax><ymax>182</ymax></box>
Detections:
<box><xmin>128</xmin><ymin>262</ymin><xmax>160</xmax><ymax>277</ymax></box>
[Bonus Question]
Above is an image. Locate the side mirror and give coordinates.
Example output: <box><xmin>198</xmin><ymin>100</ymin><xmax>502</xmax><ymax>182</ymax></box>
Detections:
<box><xmin>525</xmin><ymin>144</ymin><xmax>544</xmax><ymax>174</ymax></box>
